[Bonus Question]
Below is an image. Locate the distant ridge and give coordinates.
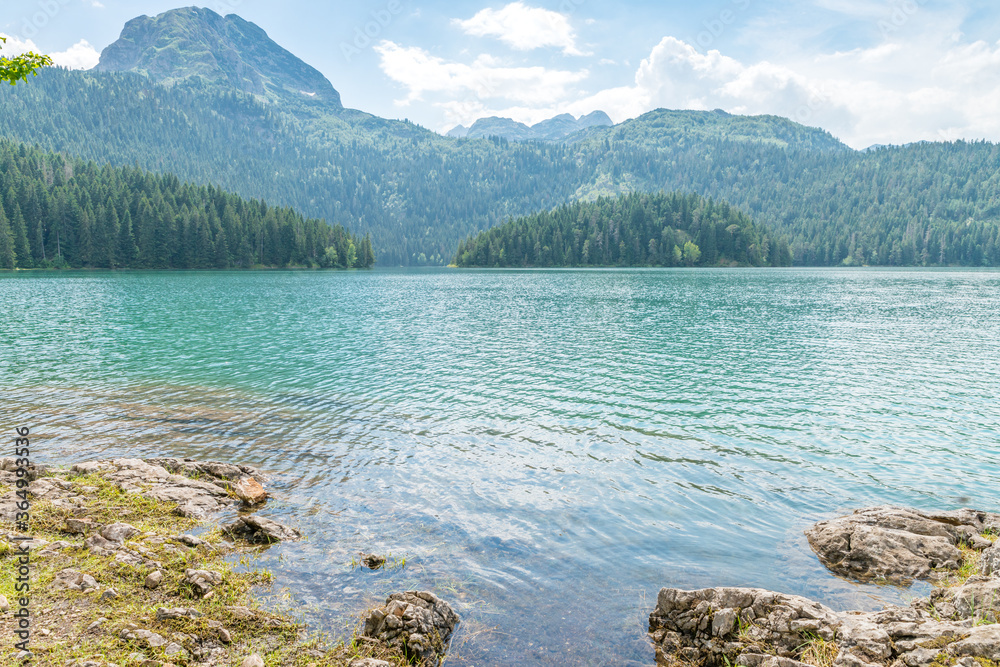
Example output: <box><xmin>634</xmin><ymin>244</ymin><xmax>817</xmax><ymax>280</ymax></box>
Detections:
<box><xmin>94</xmin><ymin>6</ymin><xmax>342</xmax><ymax>109</ymax></box>
<box><xmin>449</xmin><ymin>111</ymin><xmax>613</xmax><ymax>142</ymax></box>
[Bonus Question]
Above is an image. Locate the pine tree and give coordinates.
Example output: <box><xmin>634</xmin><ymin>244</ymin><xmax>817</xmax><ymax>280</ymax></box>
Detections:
<box><xmin>11</xmin><ymin>204</ymin><xmax>32</xmax><ymax>268</ymax></box>
<box><xmin>117</xmin><ymin>210</ymin><xmax>139</xmax><ymax>265</ymax></box>
<box><xmin>0</xmin><ymin>204</ymin><xmax>15</xmax><ymax>269</ymax></box>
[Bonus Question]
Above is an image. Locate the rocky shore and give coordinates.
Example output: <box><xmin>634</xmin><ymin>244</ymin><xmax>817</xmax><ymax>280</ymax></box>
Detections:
<box><xmin>0</xmin><ymin>458</ymin><xmax>458</xmax><ymax>667</ymax></box>
<box><xmin>649</xmin><ymin>506</ymin><xmax>1000</xmax><ymax>667</ymax></box>
<box><xmin>5</xmin><ymin>456</ymin><xmax>998</xmax><ymax>667</ymax></box>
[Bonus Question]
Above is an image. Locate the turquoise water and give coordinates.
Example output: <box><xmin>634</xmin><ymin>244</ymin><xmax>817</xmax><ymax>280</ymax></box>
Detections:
<box><xmin>2</xmin><ymin>268</ymin><xmax>999</xmax><ymax>664</ymax></box>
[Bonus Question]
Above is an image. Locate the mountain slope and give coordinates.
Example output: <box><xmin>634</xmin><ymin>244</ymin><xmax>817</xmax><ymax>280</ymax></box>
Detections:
<box><xmin>450</xmin><ymin>111</ymin><xmax>614</xmax><ymax>143</ymax></box>
<box><xmin>572</xmin><ymin>108</ymin><xmax>849</xmax><ymax>152</ymax></box>
<box><xmin>94</xmin><ymin>6</ymin><xmax>342</xmax><ymax>109</ymax></box>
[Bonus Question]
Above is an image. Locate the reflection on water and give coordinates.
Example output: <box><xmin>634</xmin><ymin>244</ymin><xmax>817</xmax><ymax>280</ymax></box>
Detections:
<box><xmin>2</xmin><ymin>268</ymin><xmax>1000</xmax><ymax>665</ymax></box>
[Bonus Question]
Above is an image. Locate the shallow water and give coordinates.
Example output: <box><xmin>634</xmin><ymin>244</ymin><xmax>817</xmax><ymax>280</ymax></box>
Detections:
<box><xmin>2</xmin><ymin>268</ymin><xmax>999</xmax><ymax>665</ymax></box>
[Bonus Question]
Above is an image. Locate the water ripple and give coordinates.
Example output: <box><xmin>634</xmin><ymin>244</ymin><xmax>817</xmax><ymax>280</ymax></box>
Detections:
<box><xmin>2</xmin><ymin>268</ymin><xmax>1000</xmax><ymax>665</ymax></box>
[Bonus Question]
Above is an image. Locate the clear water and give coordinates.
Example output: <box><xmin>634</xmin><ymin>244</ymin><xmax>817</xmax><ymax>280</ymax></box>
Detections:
<box><xmin>2</xmin><ymin>268</ymin><xmax>999</xmax><ymax>665</ymax></box>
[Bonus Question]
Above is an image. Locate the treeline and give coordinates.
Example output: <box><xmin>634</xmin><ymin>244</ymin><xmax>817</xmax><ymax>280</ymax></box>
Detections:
<box><xmin>0</xmin><ymin>139</ymin><xmax>374</xmax><ymax>269</ymax></box>
<box><xmin>579</xmin><ymin>136</ymin><xmax>1000</xmax><ymax>267</ymax></box>
<box><xmin>454</xmin><ymin>192</ymin><xmax>791</xmax><ymax>268</ymax></box>
<box><xmin>0</xmin><ymin>69</ymin><xmax>584</xmax><ymax>266</ymax></box>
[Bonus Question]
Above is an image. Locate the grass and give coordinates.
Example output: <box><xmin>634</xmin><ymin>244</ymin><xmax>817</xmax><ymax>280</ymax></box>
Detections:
<box><xmin>348</xmin><ymin>552</ymin><xmax>408</xmax><ymax>572</ymax></box>
<box><xmin>938</xmin><ymin>530</ymin><xmax>999</xmax><ymax>588</ymax></box>
<box><xmin>796</xmin><ymin>634</ymin><xmax>839</xmax><ymax>667</ymax></box>
<box><xmin>0</xmin><ymin>470</ymin><xmax>418</xmax><ymax>667</ymax></box>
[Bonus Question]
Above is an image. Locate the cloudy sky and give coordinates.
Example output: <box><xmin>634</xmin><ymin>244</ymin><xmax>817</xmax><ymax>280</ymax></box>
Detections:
<box><xmin>2</xmin><ymin>0</ymin><xmax>1000</xmax><ymax>149</ymax></box>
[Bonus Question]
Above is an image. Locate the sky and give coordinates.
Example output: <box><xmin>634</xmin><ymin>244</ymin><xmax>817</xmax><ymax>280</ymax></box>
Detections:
<box><xmin>3</xmin><ymin>0</ymin><xmax>1000</xmax><ymax>149</ymax></box>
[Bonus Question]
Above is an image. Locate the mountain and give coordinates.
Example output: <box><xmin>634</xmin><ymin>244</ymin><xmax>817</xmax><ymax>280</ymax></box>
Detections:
<box><xmin>1</xmin><ymin>9</ymin><xmax>998</xmax><ymax>268</ymax></box>
<box><xmin>452</xmin><ymin>111</ymin><xmax>614</xmax><ymax>143</ymax></box>
<box><xmin>574</xmin><ymin>108</ymin><xmax>849</xmax><ymax>152</ymax></box>
<box><xmin>94</xmin><ymin>6</ymin><xmax>342</xmax><ymax>109</ymax></box>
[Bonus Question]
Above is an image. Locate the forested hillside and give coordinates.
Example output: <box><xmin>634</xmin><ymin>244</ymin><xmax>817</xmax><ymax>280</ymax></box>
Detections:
<box><xmin>0</xmin><ymin>140</ymin><xmax>374</xmax><ymax>270</ymax></box>
<box><xmin>1</xmin><ymin>56</ymin><xmax>999</xmax><ymax>266</ymax></box>
<box><xmin>454</xmin><ymin>192</ymin><xmax>791</xmax><ymax>268</ymax></box>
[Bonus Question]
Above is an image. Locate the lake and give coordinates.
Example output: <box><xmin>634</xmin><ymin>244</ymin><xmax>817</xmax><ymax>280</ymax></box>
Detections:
<box><xmin>2</xmin><ymin>268</ymin><xmax>999</xmax><ymax>665</ymax></box>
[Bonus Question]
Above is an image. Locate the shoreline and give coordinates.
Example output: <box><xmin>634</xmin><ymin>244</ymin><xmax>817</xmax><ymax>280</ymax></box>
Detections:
<box><xmin>0</xmin><ymin>457</ymin><xmax>456</xmax><ymax>667</ymax></box>
<box><xmin>3</xmin><ymin>458</ymin><xmax>999</xmax><ymax>667</ymax></box>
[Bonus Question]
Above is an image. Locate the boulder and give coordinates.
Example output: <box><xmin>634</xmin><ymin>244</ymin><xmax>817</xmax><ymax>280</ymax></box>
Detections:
<box><xmin>144</xmin><ymin>570</ymin><xmax>163</xmax><ymax>589</ymax></box>
<box><xmin>804</xmin><ymin>506</ymin><xmax>983</xmax><ymax>584</ymax></box>
<box><xmin>981</xmin><ymin>544</ymin><xmax>1000</xmax><ymax>577</ymax></box>
<box><xmin>240</xmin><ymin>655</ymin><xmax>265</xmax><ymax>667</ymax></box>
<box><xmin>359</xmin><ymin>591</ymin><xmax>459</xmax><ymax>665</ymax></box>
<box><xmin>648</xmin><ymin>587</ymin><xmax>995</xmax><ymax>667</ymax></box>
<box><xmin>233</xmin><ymin>477</ymin><xmax>268</xmax><ymax>505</ymax></box>
<box><xmin>223</xmin><ymin>515</ymin><xmax>301</xmax><ymax>544</ymax></box>
<box><xmin>100</xmin><ymin>522</ymin><xmax>140</xmax><ymax>544</ymax></box>
<box><xmin>926</xmin><ymin>577</ymin><xmax>1000</xmax><ymax>623</ymax></box>
<box><xmin>184</xmin><ymin>568</ymin><xmax>223</xmax><ymax>597</ymax></box>
<box><xmin>156</xmin><ymin>607</ymin><xmax>202</xmax><ymax>621</ymax></box>
<box><xmin>65</xmin><ymin>518</ymin><xmax>93</xmax><ymax>534</ymax></box>
<box><xmin>51</xmin><ymin>569</ymin><xmax>99</xmax><ymax>592</ymax></box>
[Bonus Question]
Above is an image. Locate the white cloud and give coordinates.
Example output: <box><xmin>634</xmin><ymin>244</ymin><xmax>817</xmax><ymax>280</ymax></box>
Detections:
<box><xmin>375</xmin><ymin>40</ymin><xmax>588</xmax><ymax>107</ymax></box>
<box><xmin>0</xmin><ymin>34</ymin><xmax>99</xmax><ymax>70</ymax></box>
<box><xmin>51</xmin><ymin>40</ymin><xmax>100</xmax><ymax>69</ymax></box>
<box><xmin>454</xmin><ymin>2</ymin><xmax>585</xmax><ymax>56</ymax></box>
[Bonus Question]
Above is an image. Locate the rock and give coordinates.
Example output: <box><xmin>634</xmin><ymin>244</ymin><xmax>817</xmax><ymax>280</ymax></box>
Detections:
<box><xmin>84</xmin><ymin>534</ymin><xmax>118</xmax><ymax>554</ymax></box>
<box><xmin>981</xmin><ymin>544</ymin><xmax>1000</xmax><ymax>576</ymax></box>
<box><xmin>928</xmin><ymin>578</ymin><xmax>1000</xmax><ymax>623</ymax></box>
<box><xmin>100</xmin><ymin>522</ymin><xmax>140</xmax><ymax>544</ymax></box>
<box><xmin>225</xmin><ymin>605</ymin><xmax>256</xmax><ymax>620</ymax></box>
<box><xmin>52</xmin><ymin>569</ymin><xmax>98</xmax><ymax>592</ymax></box>
<box><xmin>156</xmin><ymin>607</ymin><xmax>202</xmax><ymax>621</ymax></box>
<box><xmin>0</xmin><ymin>594</ymin><xmax>8</xmax><ymax>611</ymax></box>
<box><xmin>223</xmin><ymin>515</ymin><xmax>302</xmax><ymax>544</ymax></box>
<box><xmin>184</xmin><ymin>569</ymin><xmax>222</xmax><ymax>597</ymax></box>
<box><xmin>648</xmin><ymin>586</ymin><xmax>1000</xmax><ymax>667</ymax></box>
<box><xmin>361</xmin><ymin>553</ymin><xmax>386</xmax><ymax>569</ymax></box>
<box><xmin>359</xmin><ymin>591</ymin><xmax>459</xmax><ymax>664</ymax></box>
<box><xmin>163</xmin><ymin>642</ymin><xmax>185</xmax><ymax>657</ymax></box>
<box><xmin>121</xmin><ymin>628</ymin><xmax>167</xmax><ymax>649</ymax></box>
<box><xmin>350</xmin><ymin>660</ymin><xmax>392</xmax><ymax>667</ymax></box>
<box><xmin>217</xmin><ymin>627</ymin><xmax>232</xmax><ymax>643</ymax></box>
<box><xmin>171</xmin><ymin>534</ymin><xmax>206</xmax><ymax>547</ymax></box>
<box><xmin>804</xmin><ymin>506</ymin><xmax>990</xmax><ymax>584</ymax></box>
<box><xmin>100</xmin><ymin>588</ymin><xmax>119</xmax><ymax>601</ymax></box>
<box><xmin>65</xmin><ymin>517</ymin><xmax>94</xmax><ymax>534</ymax></box>
<box><xmin>144</xmin><ymin>570</ymin><xmax>163</xmax><ymax>589</ymax></box>
<box><xmin>649</xmin><ymin>587</ymin><xmax>840</xmax><ymax>666</ymax></box>
<box><xmin>240</xmin><ymin>655</ymin><xmax>265</xmax><ymax>667</ymax></box>
<box><xmin>233</xmin><ymin>477</ymin><xmax>267</xmax><ymax>505</ymax></box>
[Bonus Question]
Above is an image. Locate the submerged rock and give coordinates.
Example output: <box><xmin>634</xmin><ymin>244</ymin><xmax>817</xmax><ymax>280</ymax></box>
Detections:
<box><xmin>361</xmin><ymin>553</ymin><xmax>386</xmax><ymax>569</ymax></box>
<box><xmin>359</xmin><ymin>591</ymin><xmax>459</xmax><ymax>665</ymax></box>
<box><xmin>223</xmin><ymin>515</ymin><xmax>302</xmax><ymax>544</ymax></box>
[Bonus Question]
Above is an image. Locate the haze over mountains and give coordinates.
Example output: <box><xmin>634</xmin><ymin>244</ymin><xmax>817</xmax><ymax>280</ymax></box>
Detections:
<box><xmin>0</xmin><ymin>6</ymin><xmax>997</xmax><ymax>267</ymax></box>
